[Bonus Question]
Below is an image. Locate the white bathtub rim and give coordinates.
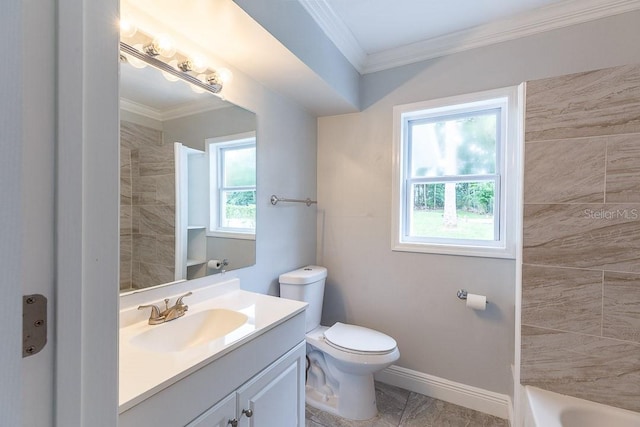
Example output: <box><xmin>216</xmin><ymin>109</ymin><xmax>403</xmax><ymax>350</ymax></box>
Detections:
<box><xmin>524</xmin><ymin>385</ymin><xmax>640</xmax><ymax>427</ymax></box>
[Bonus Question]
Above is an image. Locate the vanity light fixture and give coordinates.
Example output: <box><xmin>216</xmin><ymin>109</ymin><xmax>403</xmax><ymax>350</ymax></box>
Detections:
<box><xmin>143</xmin><ymin>34</ymin><xmax>177</xmax><ymax>58</ymax></box>
<box><xmin>178</xmin><ymin>55</ymin><xmax>208</xmax><ymax>73</ymax></box>
<box><xmin>120</xmin><ymin>23</ymin><xmax>228</xmax><ymax>95</ymax></box>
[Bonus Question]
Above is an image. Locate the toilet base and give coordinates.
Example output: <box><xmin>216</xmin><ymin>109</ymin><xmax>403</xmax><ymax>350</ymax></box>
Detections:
<box><xmin>305</xmin><ymin>372</ymin><xmax>378</xmax><ymax>421</ymax></box>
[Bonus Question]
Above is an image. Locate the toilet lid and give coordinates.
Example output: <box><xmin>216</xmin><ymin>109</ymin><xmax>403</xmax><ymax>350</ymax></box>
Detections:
<box><xmin>324</xmin><ymin>322</ymin><xmax>397</xmax><ymax>354</ymax></box>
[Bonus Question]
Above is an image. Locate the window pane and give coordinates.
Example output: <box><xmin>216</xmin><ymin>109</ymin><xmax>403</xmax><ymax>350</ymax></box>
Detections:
<box><xmin>221</xmin><ymin>190</ymin><xmax>256</xmax><ymax>229</ymax></box>
<box><xmin>409</xmin><ymin>111</ymin><xmax>497</xmax><ymax>177</ymax></box>
<box><xmin>223</xmin><ymin>146</ymin><xmax>256</xmax><ymax>187</ymax></box>
<box><xmin>409</xmin><ymin>182</ymin><xmax>495</xmax><ymax>241</ymax></box>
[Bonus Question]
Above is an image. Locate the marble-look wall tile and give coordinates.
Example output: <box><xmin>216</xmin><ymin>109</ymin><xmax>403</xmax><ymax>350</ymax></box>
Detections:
<box><xmin>137</xmin><ymin>205</ymin><xmax>175</xmax><ymax>236</ymax></box>
<box><xmin>521</xmin><ymin>326</ymin><xmax>640</xmax><ymax>412</ymax></box>
<box><xmin>606</xmin><ymin>133</ymin><xmax>640</xmax><ymax>203</ymax></box>
<box><xmin>132</xmin><ymin>234</ymin><xmax>157</xmax><ymax>264</ymax></box>
<box><xmin>522</xmin><ymin>64</ymin><xmax>640</xmax><ymax>413</ymax></box>
<box><xmin>133</xmin><ymin>261</ymin><xmax>174</xmax><ymax>289</ymax></box>
<box><xmin>132</xmin><ymin>175</ymin><xmax>156</xmax><ymax>194</ymax></box>
<box><xmin>155</xmin><ymin>174</ymin><xmax>175</xmax><ymax>206</ymax></box>
<box><xmin>120</xmin><ymin>205</ymin><xmax>132</xmax><ymax>236</ymax></box>
<box><xmin>523</xmin><ymin>203</ymin><xmax>640</xmax><ymax>272</ymax></box>
<box><xmin>119</xmin><ymin>235</ymin><xmax>132</xmax><ymax>291</ymax></box>
<box><xmin>525</xmin><ymin>64</ymin><xmax>640</xmax><ymax>142</ymax></box>
<box><xmin>138</xmin><ymin>145</ymin><xmax>174</xmax><ymax>177</ymax></box>
<box><xmin>121</xmin><ymin>121</ymin><xmax>162</xmax><ymax>149</ymax></box>
<box><xmin>522</xmin><ymin>265</ymin><xmax>602</xmax><ymax>334</ymax></box>
<box><xmin>603</xmin><ymin>271</ymin><xmax>640</xmax><ymax>343</ymax></box>
<box><xmin>524</xmin><ymin>137</ymin><xmax>606</xmax><ymax>203</ymax></box>
<box><xmin>121</xmin><ymin>120</ymin><xmax>175</xmax><ymax>290</ymax></box>
<box><xmin>132</xmin><ymin>192</ymin><xmax>161</xmax><ymax>206</ymax></box>
<box><xmin>137</xmin><ymin>144</ymin><xmax>173</xmax><ymax>164</ymax></box>
<box><xmin>156</xmin><ymin>234</ymin><xmax>175</xmax><ymax>267</ymax></box>
<box><xmin>131</xmin><ymin>206</ymin><xmax>140</xmax><ymax>234</ymax></box>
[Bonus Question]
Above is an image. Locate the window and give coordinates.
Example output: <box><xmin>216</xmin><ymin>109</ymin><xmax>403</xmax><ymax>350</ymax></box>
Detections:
<box><xmin>208</xmin><ymin>132</ymin><xmax>256</xmax><ymax>239</ymax></box>
<box><xmin>392</xmin><ymin>86</ymin><xmax>522</xmax><ymax>258</ymax></box>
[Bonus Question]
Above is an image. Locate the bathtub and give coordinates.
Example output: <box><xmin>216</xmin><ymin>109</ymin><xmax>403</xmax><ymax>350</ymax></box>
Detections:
<box><xmin>524</xmin><ymin>386</ymin><xmax>640</xmax><ymax>427</ymax></box>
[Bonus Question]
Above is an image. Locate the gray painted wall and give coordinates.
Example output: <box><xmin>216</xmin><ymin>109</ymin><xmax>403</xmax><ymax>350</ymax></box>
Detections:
<box><xmin>163</xmin><ymin>105</ymin><xmax>257</xmax><ymax>152</ymax></box>
<box><xmin>318</xmin><ymin>11</ymin><xmax>640</xmax><ymax>395</ymax></box>
<box><xmin>233</xmin><ymin>0</ymin><xmax>360</xmax><ymax>109</ymax></box>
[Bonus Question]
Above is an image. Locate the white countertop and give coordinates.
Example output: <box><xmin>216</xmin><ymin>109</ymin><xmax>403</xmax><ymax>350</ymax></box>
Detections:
<box><xmin>119</xmin><ymin>281</ymin><xmax>306</xmax><ymax>412</ymax></box>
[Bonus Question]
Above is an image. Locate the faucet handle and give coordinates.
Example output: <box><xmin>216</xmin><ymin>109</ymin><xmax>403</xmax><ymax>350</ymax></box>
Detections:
<box><xmin>138</xmin><ymin>304</ymin><xmax>165</xmax><ymax>325</ymax></box>
<box><xmin>175</xmin><ymin>291</ymin><xmax>192</xmax><ymax>309</ymax></box>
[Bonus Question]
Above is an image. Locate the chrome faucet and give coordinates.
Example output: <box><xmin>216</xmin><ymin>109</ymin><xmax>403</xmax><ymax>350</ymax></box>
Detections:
<box><xmin>138</xmin><ymin>291</ymin><xmax>192</xmax><ymax>325</ymax></box>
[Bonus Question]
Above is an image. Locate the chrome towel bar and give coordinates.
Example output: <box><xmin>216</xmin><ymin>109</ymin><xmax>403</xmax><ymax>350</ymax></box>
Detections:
<box><xmin>270</xmin><ymin>195</ymin><xmax>317</xmax><ymax>207</ymax></box>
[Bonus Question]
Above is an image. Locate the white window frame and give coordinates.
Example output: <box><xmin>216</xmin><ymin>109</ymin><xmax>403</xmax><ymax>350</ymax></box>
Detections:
<box><xmin>391</xmin><ymin>86</ymin><xmax>523</xmax><ymax>259</ymax></box>
<box><xmin>207</xmin><ymin>131</ymin><xmax>256</xmax><ymax>240</ymax></box>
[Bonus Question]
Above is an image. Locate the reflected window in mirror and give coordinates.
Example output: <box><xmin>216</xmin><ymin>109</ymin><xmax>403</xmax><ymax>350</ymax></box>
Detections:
<box><xmin>207</xmin><ymin>132</ymin><xmax>256</xmax><ymax>240</ymax></box>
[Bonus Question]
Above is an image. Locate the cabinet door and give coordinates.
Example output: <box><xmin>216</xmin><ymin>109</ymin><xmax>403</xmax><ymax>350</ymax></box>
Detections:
<box><xmin>187</xmin><ymin>392</ymin><xmax>237</xmax><ymax>427</ymax></box>
<box><xmin>237</xmin><ymin>342</ymin><xmax>305</xmax><ymax>427</ymax></box>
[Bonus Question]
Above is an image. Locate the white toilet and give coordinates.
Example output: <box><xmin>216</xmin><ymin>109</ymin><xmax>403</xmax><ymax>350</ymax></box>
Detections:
<box><xmin>279</xmin><ymin>266</ymin><xmax>400</xmax><ymax>421</ymax></box>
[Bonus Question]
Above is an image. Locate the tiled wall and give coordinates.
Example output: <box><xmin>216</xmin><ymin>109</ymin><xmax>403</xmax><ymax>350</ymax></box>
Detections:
<box><xmin>119</xmin><ymin>121</ymin><xmax>175</xmax><ymax>291</ymax></box>
<box><xmin>521</xmin><ymin>64</ymin><xmax>640</xmax><ymax>411</ymax></box>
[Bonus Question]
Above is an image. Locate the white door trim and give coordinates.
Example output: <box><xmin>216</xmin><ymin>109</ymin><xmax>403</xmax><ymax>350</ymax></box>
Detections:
<box><xmin>1</xmin><ymin>0</ymin><xmax>23</xmax><ymax>424</ymax></box>
<box><xmin>56</xmin><ymin>0</ymin><xmax>120</xmax><ymax>424</ymax></box>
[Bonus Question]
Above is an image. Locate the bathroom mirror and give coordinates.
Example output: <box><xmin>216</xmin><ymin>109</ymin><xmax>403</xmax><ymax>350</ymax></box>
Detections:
<box><xmin>119</xmin><ymin>49</ymin><xmax>257</xmax><ymax>293</ymax></box>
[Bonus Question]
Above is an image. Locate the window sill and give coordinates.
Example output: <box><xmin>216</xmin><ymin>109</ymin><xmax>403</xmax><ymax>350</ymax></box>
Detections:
<box><xmin>207</xmin><ymin>231</ymin><xmax>256</xmax><ymax>240</ymax></box>
<box><xmin>392</xmin><ymin>241</ymin><xmax>515</xmax><ymax>259</ymax></box>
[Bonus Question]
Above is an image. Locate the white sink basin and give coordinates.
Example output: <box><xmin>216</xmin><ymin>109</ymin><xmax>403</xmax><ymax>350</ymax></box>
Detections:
<box><xmin>130</xmin><ymin>308</ymin><xmax>249</xmax><ymax>353</ymax></box>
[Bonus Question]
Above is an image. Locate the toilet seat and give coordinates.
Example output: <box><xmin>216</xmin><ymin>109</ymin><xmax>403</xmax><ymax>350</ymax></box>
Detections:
<box><xmin>323</xmin><ymin>322</ymin><xmax>397</xmax><ymax>355</ymax></box>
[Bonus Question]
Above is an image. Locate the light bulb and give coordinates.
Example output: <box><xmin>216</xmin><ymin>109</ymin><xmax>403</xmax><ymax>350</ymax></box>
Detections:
<box><xmin>190</xmin><ymin>55</ymin><xmax>208</xmax><ymax>73</ymax></box>
<box><xmin>119</xmin><ymin>19</ymin><xmax>137</xmax><ymax>38</ymax></box>
<box><xmin>178</xmin><ymin>55</ymin><xmax>208</xmax><ymax>73</ymax></box>
<box><xmin>161</xmin><ymin>71</ymin><xmax>180</xmax><ymax>82</ymax></box>
<box><xmin>144</xmin><ymin>34</ymin><xmax>176</xmax><ymax>58</ymax></box>
<box><xmin>217</xmin><ymin>68</ymin><xmax>233</xmax><ymax>84</ymax></box>
<box><xmin>124</xmin><ymin>46</ymin><xmax>147</xmax><ymax>69</ymax></box>
<box><xmin>154</xmin><ymin>35</ymin><xmax>176</xmax><ymax>58</ymax></box>
<box><xmin>161</xmin><ymin>60</ymin><xmax>180</xmax><ymax>82</ymax></box>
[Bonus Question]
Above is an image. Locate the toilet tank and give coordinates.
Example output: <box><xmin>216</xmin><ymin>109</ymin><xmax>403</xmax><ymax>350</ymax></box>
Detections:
<box><xmin>279</xmin><ymin>266</ymin><xmax>327</xmax><ymax>332</ymax></box>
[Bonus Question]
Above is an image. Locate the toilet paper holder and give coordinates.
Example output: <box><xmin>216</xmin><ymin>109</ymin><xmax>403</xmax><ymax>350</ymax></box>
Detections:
<box><xmin>456</xmin><ymin>289</ymin><xmax>489</xmax><ymax>304</ymax></box>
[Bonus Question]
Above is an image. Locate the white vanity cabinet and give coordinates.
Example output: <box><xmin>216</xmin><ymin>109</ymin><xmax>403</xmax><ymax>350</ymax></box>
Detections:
<box><xmin>189</xmin><ymin>342</ymin><xmax>305</xmax><ymax>427</ymax></box>
<box><xmin>188</xmin><ymin>393</ymin><xmax>236</xmax><ymax>427</ymax></box>
<box><xmin>119</xmin><ymin>309</ymin><xmax>306</xmax><ymax>427</ymax></box>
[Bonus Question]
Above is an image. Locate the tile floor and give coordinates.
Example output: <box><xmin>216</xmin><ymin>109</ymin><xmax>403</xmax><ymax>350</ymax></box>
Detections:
<box><xmin>305</xmin><ymin>382</ymin><xmax>509</xmax><ymax>427</ymax></box>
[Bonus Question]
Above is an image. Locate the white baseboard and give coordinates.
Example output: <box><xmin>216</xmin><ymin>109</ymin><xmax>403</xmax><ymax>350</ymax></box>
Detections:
<box><xmin>375</xmin><ymin>365</ymin><xmax>512</xmax><ymax>421</ymax></box>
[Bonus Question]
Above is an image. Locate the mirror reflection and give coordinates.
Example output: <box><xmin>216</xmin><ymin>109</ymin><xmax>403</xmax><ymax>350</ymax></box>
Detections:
<box><xmin>119</xmin><ymin>52</ymin><xmax>256</xmax><ymax>293</ymax></box>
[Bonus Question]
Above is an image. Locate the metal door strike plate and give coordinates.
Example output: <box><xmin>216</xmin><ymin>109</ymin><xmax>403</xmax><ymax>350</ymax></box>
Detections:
<box><xmin>23</xmin><ymin>294</ymin><xmax>47</xmax><ymax>357</ymax></box>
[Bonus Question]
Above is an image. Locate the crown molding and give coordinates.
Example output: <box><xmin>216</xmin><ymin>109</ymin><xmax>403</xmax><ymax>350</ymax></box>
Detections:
<box><xmin>365</xmin><ymin>0</ymin><xmax>640</xmax><ymax>73</ymax></box>
<box><xmin>301</xmin><ymin>0</ymin><xmax>640</xmax><ymax>75</ymax></box>
<box><xmin>120</xmin><ymin>98</ymin><xmax>163</xmax><ymax>121</ymax></box>
<box><xmin>120</xmin><ymin>97</ymin><xmax>228</xmax><ymax>122</ymax></box>
<box><xmin>298</xmin><ymin>0</ymin><xmax>367</xmax><ymax>72</ymax></box>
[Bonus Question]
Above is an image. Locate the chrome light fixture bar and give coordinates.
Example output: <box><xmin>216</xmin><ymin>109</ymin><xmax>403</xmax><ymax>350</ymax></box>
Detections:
<box><xmin>120</xmin><ymin>41</ymin><xmax>223</xmax><ymax>94</ymax></box>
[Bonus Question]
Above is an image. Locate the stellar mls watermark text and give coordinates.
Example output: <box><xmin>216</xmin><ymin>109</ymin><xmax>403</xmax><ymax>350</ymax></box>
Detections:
<box><xmin>583</xmin><ymin>208</ymin><xmax>639</xmax><ymax>220</ymax></box>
